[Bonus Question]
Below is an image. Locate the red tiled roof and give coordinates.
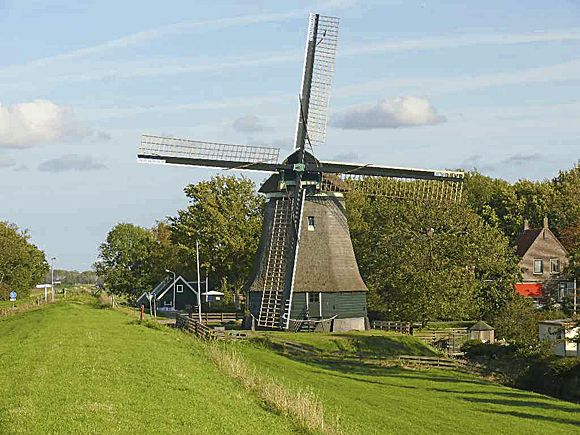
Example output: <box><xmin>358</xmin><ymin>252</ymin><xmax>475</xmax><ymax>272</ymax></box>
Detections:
<box><xmin>515</xmin><ymin>283</ymin><xmax>542</xmax><ymax>297</ymax></box>
<box><xmin>514</xmin><ymin>229</ymin><xmax>542</xmax><ymax>257</ymax></box>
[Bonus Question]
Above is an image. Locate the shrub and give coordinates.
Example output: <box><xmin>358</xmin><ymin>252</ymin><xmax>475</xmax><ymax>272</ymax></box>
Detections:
<box><xmin>461</xmin><ymin>340</ymin><xmax>517</xmax><ymax>359</ymax></box>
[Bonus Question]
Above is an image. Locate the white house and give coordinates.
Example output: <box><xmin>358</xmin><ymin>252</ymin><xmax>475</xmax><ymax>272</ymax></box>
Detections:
<box><xmin>539</xmin><ymin>319</ymin><xmax>579</xmax><ymax>357</ymax></box>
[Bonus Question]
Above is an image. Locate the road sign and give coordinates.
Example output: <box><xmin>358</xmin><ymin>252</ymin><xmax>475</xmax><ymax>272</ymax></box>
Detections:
<box><xmin>9</xmin><ymin>291</ymin><xmax>17</xmax><ymax>302</ymax></box>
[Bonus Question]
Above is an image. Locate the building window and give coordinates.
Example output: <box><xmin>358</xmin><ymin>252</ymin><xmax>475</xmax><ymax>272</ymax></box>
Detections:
<box><xmin>163</xmin><ymin>300</ymin><xmax>172</xmax><ymax>306</ymax></box>
<box><xmin>307</xmin><ymin>216</ymin><xmax>315</xmax><ymax>231</ymax></box>
<box><xmin>308</xmin><ymin>292</ymin><xmax>319</xmax><ymax>303</ymax></box>
<box><xmin>533</xmin><ymin>259</ymin><xmax>543</xmax><ymax>274</ymax></box>
<box><xmin>558</xmin><ymin>282</ymin><xmax>567</xmax><ymax>300</ymax></box>
<box><xmin>550</xmin><ymin>259</ymin><xmax>561</xmax><ymax>274</ymax></box>
<box><xmin>176</xmin><ymin>284</ymin><xmax>184</xmax><ymax>293</ymax></box>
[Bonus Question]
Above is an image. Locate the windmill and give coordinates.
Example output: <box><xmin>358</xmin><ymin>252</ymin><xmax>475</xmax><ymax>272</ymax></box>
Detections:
<box><xmin>138</xmin><ymin>13</ymin><xmax>464</xmax><ymax>331</ymax></box>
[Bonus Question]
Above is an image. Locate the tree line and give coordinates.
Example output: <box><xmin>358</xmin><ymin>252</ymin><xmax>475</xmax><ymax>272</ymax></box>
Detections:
<box><xmin>95</xmin><ymin>163</ymin><xmax>579</xmax><ymax>327</ymax></box>
<box><xmin>94</xmin><ymin>176</ymin><xmax>262</xmax><ymax>303</ymax></box>
<box><xmin>0</xmin><ymin>221</ymin><xmax>48</xmax><ymax>300</ymax></box>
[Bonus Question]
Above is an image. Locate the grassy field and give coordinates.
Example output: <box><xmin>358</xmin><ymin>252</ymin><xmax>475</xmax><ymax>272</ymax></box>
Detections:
<box><xmin>255</xmin><ymin>330</ymin><xmax>440</xmax><ymax>358</ymax></box>
<box><xmin>1</xmin><ymin>301</ymin><xmax>579</xmax><ymax>434</ymax></box>
<box><xmin>238</xmin><ymin>342</ymin><xmax>580</xmax><ymax>434</ymax></box>
<box><xmin>0</xmin><ymin>302</ymin><xmax>298</xmax><ymax>434</ymax></box>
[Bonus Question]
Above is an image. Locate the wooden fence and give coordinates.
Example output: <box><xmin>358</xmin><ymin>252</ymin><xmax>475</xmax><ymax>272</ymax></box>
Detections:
<box><xmin>0</xmin><ymin>297</ymin><xmax>47</xmax><ymax>318</ymax></box>
<box><xmin>372</xmin><ymin>320</ymin><xmax>412</xmax><ymax>334</ymax></box>
<box><xmin>412</xmin><ymin>329</ymin><xmax>468</xmax><ymax>355</ymax></box>
<box><xmin>397</xmin><ymin>355</ymin><xmax>462</xmax><ymax>369</ymax></box>
<box><xmin>175</xmin><ymin>314</ymin><xmax>248</xmax><ymax>341</ymax></box>
<box><xmin>194</xmin><ymin>312</ymin><xmax>243</xmax><ymax>323</ymax></box>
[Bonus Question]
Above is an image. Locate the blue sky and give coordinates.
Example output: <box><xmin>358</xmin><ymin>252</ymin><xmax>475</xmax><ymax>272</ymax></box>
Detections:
<box><xmin>1</xmin><ymin>0</ymin><xmax>579</xmax><ymax>271</ymax></box>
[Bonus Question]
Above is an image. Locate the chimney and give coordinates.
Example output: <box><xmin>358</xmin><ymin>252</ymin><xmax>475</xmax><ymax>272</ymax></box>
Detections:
<box><xmin>543</xmin><ymin>216</ymin><xmax>549</xmax><ymax>229</ymax></box>
<box><xmin>523</xmin><ymin>219</ymin><xmax>529</xmax><ymax>231</ymax></box>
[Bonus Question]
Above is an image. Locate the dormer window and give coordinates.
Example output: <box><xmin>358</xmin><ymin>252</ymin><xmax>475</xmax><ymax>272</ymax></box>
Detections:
<box><xmin>307</xmin><ymin>216</ymin><xmax>315</xmax><ymax>231</ymax></box>
<box><xmin>550</xmin><ymin>259</ymin><xmax>561</xmax><ymax>274</ymax></box>
<box><xmin>533</xmin><ymin>259</ymin><xmax>543</xmax><ymax>275</ymax></box>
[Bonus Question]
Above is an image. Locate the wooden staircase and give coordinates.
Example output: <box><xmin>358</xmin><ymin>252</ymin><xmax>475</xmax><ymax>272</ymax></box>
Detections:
<box><xmin>257</xmin><ymin>197</ymin><xmax>293</xmax><ymax>328</ymax></box>
<box><xmin>257</xmin><ymin>189</ymin><xmax>306</xmax><ymax>329</ymax></box>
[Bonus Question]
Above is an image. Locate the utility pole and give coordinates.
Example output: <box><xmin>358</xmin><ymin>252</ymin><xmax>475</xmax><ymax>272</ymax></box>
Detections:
<box><xmin>165</xmin><ymin>269</ymin><xmax>176</xmax><ymax>310</ymax></box>
<box><xmin>50</xmin><ymin>257</ymin><xmax>56</xmax><ymax>303</ymax></box>
<box><xmin>196</xmin><ymin>241</ymin><xmax>202</xmax><ymax>323</ymax></box>
<box><xmin>574</xmin><ymin>278</ymin><xmax>577</xmax><ymax>316</ymax></box>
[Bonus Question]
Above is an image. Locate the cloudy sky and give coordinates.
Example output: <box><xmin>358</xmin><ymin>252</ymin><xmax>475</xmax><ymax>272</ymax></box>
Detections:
<box><xmin>1</xmin><ymin>0</ymin><xmax>579</xmax><ymax>271</ymax></box>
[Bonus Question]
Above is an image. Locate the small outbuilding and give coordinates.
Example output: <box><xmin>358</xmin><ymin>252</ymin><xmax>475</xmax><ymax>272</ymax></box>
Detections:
<box><xmin>539</xmin><ymin>319</ymin><xmax>579</xmax><ymax>357</ymax></box>
<box><xmin>136</xmin><ymin>276</ymin><xmax>202</xmax><ymax>311</ymax></box>
<box><xmin>202</xmin><ymin>290</ymin><xmax>225</xmax><ymax>303</ymax></box>
<box><xmin>468</xmin><ymin>321</ymin><xmax>495</xmax><ymax>343</ymax></box>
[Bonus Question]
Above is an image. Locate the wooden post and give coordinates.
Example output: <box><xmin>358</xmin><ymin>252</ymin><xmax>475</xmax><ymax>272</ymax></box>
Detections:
<box><xmin>140</xmin><ymin>304</ymin><xmax>144</xmax><ymax>321</ymax></box>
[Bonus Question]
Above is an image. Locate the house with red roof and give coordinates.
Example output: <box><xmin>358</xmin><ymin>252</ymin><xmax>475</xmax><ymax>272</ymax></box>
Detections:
<box><xmin>514</xmin><ymin>217</ymin><xmax>569</xmax><ymax>301</ymax></box>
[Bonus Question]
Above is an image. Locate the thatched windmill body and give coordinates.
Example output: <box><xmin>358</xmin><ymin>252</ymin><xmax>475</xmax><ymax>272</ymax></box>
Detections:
<box><xmin>138</xmin><ymin>13</ymin><xmax>464</xmax><ymax>331</ymax></box>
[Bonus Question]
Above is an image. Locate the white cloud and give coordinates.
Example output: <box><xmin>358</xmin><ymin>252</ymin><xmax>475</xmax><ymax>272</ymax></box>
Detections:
<box><xmin>340</xmin><ymin>30</ymin><xmax>580</xmax><ymax>57</ymax></box>
<box><xmin>0</xmin><ymin>1</ymin><xmax>357</xmax><ymax>80</ymax></box>
<box><xmin>37</xmin><ymin>154</ymin><xmax>106</xmax><ymax>173</ymax></box>
<box><xmin>335</xmin><ymin>59</ymin><xmax>580</xmax><ymax>99</ymax></box>
<box><xmin>333</xmin><ymin>96</ymin><xmax>446</xmax><ymax>129</ymax></box>
<box><xmin>0</xmin><ymin>100</ymin><xmax>89</xmax><ymax>148</ymax></box>
<box><xmin>0</xmin><ymin>155</ymin><xmax>15</xmax><ymax>168</ymax></box>
<box><xmin>5</xmin><ymin>29</ymin><xmax>580</xmax><ymax>87</ymax></box>
<box><xmin>233</xmin><ymin>115</ymin><xmax>266</xmax><ymax>133</ymax></box>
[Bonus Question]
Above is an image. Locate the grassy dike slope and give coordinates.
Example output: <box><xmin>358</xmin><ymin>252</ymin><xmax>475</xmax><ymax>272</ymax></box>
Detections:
<box><xmin>0</xmin><ymin>302</ymin><xmax>297</xmax><ymax>434</ymax></box>
<box><xmin>239</xmin><ymin>343</ymin><xmax>580</xmax><ymax>435</ymax></box>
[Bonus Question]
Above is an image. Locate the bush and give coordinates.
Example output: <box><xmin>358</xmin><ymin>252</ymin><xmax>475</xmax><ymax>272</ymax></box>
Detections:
<box><xmin>517</xmin><ymin>357</ymin><xmax>580</xmax><ymax>402</ymax></box>
<box><xmin>461</xmin><ymin>340</ymin><xmax>517</xmax><ymax>359</ymax></box>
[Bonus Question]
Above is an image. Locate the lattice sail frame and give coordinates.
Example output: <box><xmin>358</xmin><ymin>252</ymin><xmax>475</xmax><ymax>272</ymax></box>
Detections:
<box><xmin>301</xmin><ymin>14</ymin><xmax>339</xmax><ymax>145</ymax></box>
<box><xmin>321</xmin><ymin>172</ymin><xmax>465</xmax><ymax>204</ymax></box>
<box><xmin>139</xmin><ymin>134</ymin><xmax>280</xmax><ymax>165</ymax></box>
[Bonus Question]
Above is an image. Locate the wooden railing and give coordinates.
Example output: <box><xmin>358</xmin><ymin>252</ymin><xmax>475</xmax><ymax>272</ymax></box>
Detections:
<box><xmin>187</xmin><ymin>312</ymin><xmax>243</xmax><ymax>323</ymax></box>
<box><xmin>175</xmin><ymin>314</ymin><xmax>248</xmax><ymax>341</ymax></box>
<box><xmin>412</xmin><ymin>329</ymin><xmax>468</xmax><ymax>355</ymax></box>
<box><xmin>176</xmin><ymin>314</ymin><xmax>216</xmax><ymax>339</ymax></box>
<box><xmin>0</xmin><ymin>297</ymin><xmax>47</xmax><ymax>318</ymax></box>
<box><xmin>372</xmin><ymin>320</ymin><xmax>412</xmax><ymax>334</ymax></box>
<box><xmin>397</xmin><ymin>355</ymin><xmax>462</xmax><ymax>369</ymax></box>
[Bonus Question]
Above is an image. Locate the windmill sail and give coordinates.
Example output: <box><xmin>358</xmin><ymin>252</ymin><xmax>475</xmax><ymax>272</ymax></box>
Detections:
<box><xmin>318</xmin><ymin>160</ymin><xmax>464</xmax><ymax>203</ymax></box>
<box><xmin>138</xmin><ymin>134</ymin><xmax>280</xmax><ymax>172</ymax></box>
<box><xmin>294</xmin><ymin>14</ymin><xmax>339</xmax><ymax>149</ymax></box>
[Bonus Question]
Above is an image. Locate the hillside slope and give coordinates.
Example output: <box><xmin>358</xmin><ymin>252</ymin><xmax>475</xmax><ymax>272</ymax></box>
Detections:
<box><xmin>239</xmin><ymin>342</ymin><xmax>580</xmax><ymax>435</ymax></box>
<box><xmin>0</xmin><ymin>302</ymin><xmax>297</xmax><ymax>434</ymax></box>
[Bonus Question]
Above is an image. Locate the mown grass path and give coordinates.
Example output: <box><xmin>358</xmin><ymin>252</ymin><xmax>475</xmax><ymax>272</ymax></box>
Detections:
<box><xmin>239</xmin><ymin>343</ymin><xmax>580</xmax><ymax>435</ymax></box>
<box><xmin>0</xmin><ymin>302</ymin><xmax>298</xmax><ymax>434</ymax></box>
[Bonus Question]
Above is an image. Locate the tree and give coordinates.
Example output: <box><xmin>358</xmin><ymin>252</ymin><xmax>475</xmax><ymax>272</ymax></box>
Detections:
<box><xmin>347</xmin><ymin>185</ymin><xmax>519</xmax><ymax>325</ymax></box>
<box><xmin>0</xmin><ymin>221</ymin><xmax>48</xmax><ymax>299</ymax></box>
<box><xmin>169</xmin><ymin>176</ymin><xmax>264</xmax><ymax>295</ymax></box>
<box><xmin>551</xmin><ymin>163</ymin><xmax>580</xmax><ymax>281</ymax></box>
<box><xmin>150</xmin><ymin>221</ymin><xmax>186</xmax><ymax>278</ymax></box>
<box><xmin>492</xmin><ymin>296</ymin><xmax>540</xmax><ymax>347</ymax></box>
<box><xmin>94</xmin><ymin>223</ymin><xmax>158</xmax><ymax>299</ymax></box>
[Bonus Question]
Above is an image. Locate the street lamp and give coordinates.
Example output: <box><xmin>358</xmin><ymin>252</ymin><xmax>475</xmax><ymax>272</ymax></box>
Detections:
<box><xmin>165</xmin><ymin>269</ymin><xmax>176</xmax><ymax>310</ymax></box>
<box><xmin>196</xmin><ymin>241</ymin><xmax>202</xmax><ymax>323</ymax></box>
<box><xmin>50</xmin><ymin>257</ymin><xmax>56</xmax><ymax>303</ymax></box>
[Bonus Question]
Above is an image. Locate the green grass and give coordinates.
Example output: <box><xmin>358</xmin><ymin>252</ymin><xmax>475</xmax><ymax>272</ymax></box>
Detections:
<box><xmin>2</xmin><ymin>301</ymin><xmax>579</xmax><ymax>435</ymax></box>
<box><xmin>256</xmin><ymin>330</ymin><xmax>440</xmax><ymax>358</ymax></box>
<box><xmin>0</xmin><ymin>302</ymin><xmax>298</xmax><ymax>434</ymax></box>
<box><xmin>237</xmin><ymin>342</ymin><xmax>580</xmax><ymax>435</ymax></box>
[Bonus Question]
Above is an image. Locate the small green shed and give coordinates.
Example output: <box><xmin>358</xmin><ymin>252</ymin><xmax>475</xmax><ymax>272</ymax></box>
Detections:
<box><xmin>468</xmin><ymin>321</ymin><xmax>495</xmax><ymax>343</ymax></box>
